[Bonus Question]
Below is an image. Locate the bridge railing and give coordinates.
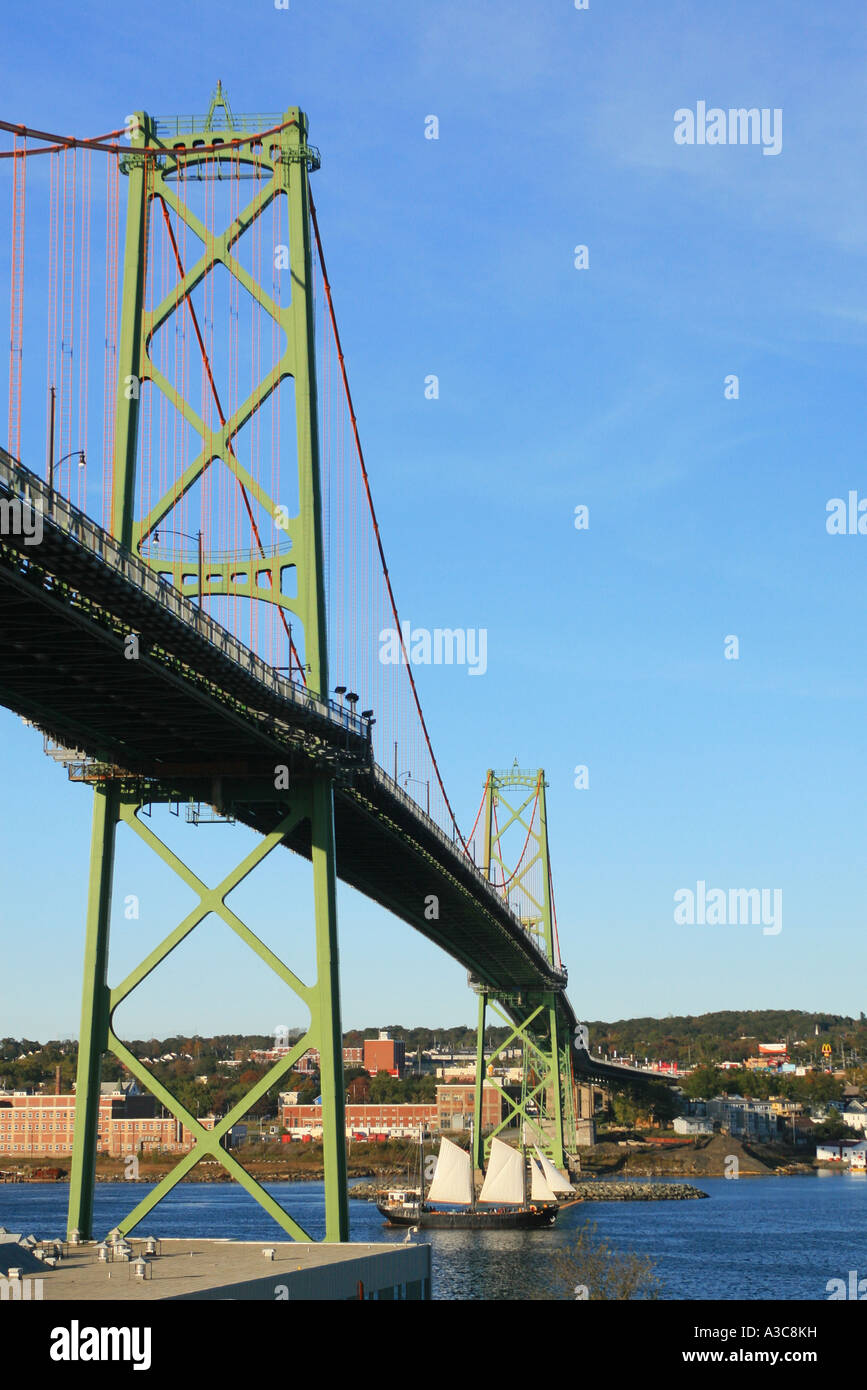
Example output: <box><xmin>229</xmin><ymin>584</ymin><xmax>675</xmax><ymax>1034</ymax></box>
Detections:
<box><xmin>0</xmin><ymin>449</ymin><xmax>370</xmax><ymax>744</ymax></box>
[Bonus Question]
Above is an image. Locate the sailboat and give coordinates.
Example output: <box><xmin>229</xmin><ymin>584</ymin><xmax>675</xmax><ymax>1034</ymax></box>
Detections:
<box><xmin>531</xmin><ymin>1146</ymin><xmax>576</xmax><ymax>1202</ymax></box>
<box><xmin>376</xmin><ymin>1135</ymin><xmax>570</xmax><ymax>1229</ymax></box>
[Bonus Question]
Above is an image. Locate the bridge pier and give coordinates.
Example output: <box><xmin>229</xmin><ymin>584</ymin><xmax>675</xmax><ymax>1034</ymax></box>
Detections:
<box><xmin>472</xmin><ymin>989</ymin><xmax>571</xmax><ymax>1169</ymax></box>
<box><xmin>66</xmin><ymin>778</ymin><xmax>349</xmax><ymax>1242</ymax></box>
<box><xmin>67</xmin><ymin>785</ymin><xmax>119</xmax><ymax>1240</ymax></box>
<box><xmin>310</xmin><ymin>775</ymin><xmax>349</xmax><ymax>1241</ymax></box>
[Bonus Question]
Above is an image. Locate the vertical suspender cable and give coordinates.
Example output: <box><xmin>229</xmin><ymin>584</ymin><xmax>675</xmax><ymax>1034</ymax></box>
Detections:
<box><xmin>309</xmin><ymin>191</ymin><xmax>470</xmax><ymax>851</ymax></box>
<box><xmin>7</xmin><ymin>132</ymin><xmax>26</xmax><ymax>462</ymax></box>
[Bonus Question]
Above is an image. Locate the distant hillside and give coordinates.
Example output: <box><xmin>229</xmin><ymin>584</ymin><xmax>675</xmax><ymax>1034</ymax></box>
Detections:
<box><xmin>3</xmin><ymin>1009</ymin><xmax>865</xmax><ymax>1081</ymax></box>
<box><xmin>584</xmin><ymin>1010</ymin><xmax>866</xmax><ymax>1063</ymax></box>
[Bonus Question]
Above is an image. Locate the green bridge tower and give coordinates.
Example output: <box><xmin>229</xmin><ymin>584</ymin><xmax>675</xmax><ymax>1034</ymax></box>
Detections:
<box><xmin>472</xmin><ymin>768</ymin><xmax>577</xmax><ymax>1173</ymax></box>
<box><xmin>67</xmin><ymin>87</ymin><xmax>349</xmax><ymax>1242</ymax></box>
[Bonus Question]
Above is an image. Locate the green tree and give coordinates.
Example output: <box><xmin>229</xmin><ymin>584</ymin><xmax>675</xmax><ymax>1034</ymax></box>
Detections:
<box><xmin>609</xmin><ymin>1090</ymin><xmax>640</xmax><ymax>1127</ymax></box>
<box><xmin>645</xmin><ymin>1081</ymin><xmax>678</xmax><ymax>1126</ymax></box>
<box><xmin>369</xmin><ymin>1071</ymin><xmax>402</xmax><ymax>1103</ymax></box>
<box><xmin>680</xmin><ymin>1065</ymin><xmax>723</xmax><ymax>1101</ymax></box>
<box><xmin>812</xmin><ymin>1115</ymin><xmax>855</xmax><ymax>1142</ymax></box>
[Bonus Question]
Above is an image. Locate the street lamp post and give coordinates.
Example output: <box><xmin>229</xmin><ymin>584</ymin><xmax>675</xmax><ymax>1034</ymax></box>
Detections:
<box><xmin>46</xmin><ymin>385</ymin><xmax>86</xmax><ymax>505</ymax></box>
<box><xmin>47</xmin><ymin>384</ymin><xmax>55</xmax><ymax>483</ymax></box>
<box><xmin>49</xmin><ymin>449</ymin><xmax>86</xmax><ymax>503</ymax></box>
<box><xmin>399</xmin><ymin>772</ymin><xmax>430</xmax><ymax>816</ymax></box>
<box><xmin>150</xmin><ymin>527</ymin><xmax>204</xmax><ymax>608</ymax></box>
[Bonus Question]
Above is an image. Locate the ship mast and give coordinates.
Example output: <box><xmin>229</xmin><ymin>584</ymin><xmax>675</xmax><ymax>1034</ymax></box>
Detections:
<box><xmin>469</xmin><ymin>1119</ymin><xmax>476</xmax><ymax>1210</ymax></box>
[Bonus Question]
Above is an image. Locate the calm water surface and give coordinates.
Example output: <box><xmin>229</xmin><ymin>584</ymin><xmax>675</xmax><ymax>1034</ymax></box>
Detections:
<box><xmin>3</xmin><ymin>1173</ymin><xmax>864</xmax><ymax>1300</ymax></box>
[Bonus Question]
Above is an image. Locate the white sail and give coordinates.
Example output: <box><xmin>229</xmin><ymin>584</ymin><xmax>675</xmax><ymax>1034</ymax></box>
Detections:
<box><xmin>533</xmin><ymin>1146</ymin><xmax>574</xmax><ymax>1193</ymax></box>
<box><xmin>479</xmin><ymin>1138</ymin><xmax>525</xmax><ymax>1205</ymax></box>
<box><xmin>427</xmin><ymin>1138</ymin><xmax>473</xmax><ymax>1205</ymax></box>
<box><xmin>530</xmin><ymin>1158</ymin><xmax>558</xmax><ymax>1202</ymax></box>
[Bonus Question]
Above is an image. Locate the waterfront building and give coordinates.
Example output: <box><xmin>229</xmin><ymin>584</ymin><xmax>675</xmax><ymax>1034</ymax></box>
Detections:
<box><xmin>816</xmin><ymin>1140</ymin><xmax>867</xmax><ymax>1167</ymax></box>
<box><xmin>0</xmin><ymin>1086</ymin><xmax>215</xmax><ymax>1157</ymax></box>
<box><xmin>280</xmin><ymin>1101</ymin><xmax>437</xmax><ymax>1139</ymax></box>
<box><xmin>279</xmin><ymin>1083</ymin><xmax>504</xmax><ymax>1139</ymax></box>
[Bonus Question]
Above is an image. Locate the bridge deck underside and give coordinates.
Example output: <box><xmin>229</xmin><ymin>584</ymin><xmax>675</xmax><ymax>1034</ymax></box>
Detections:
<box><xmin>0</xmin><ymin>510</ymin><xmax>568</xmax><ymax>1010</ymax></box>
<box><xmin>570</xmin><ymin>1049</ymin><xmax>663</xmax><ymax>1086</ymax></box>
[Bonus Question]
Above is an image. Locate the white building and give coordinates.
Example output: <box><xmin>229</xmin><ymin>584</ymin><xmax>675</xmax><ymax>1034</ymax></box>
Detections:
<box><xmin>816</xmin><ymin>1140</ymin><xmax>867</xmax><ymax>1166</ymax></box>
<box><xmin>842</xmin><ymin>1101</ymin><xmax>867</xmax><ymax>1134</ymax></box>
<box><xmin>674</xmin><ymin>1115</ymin><xmax>713</xmax><ymax>1136</ymax></box>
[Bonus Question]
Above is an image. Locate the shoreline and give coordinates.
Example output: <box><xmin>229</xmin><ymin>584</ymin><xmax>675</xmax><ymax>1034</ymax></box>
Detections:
<box><xmin>0</xmin><ymin>1132</ymin><xmax>840</xmax><ymax>1187</ymax></box>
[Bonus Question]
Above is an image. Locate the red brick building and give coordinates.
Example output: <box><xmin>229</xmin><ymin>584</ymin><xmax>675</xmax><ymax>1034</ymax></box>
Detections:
<box><xmin>281</xmin><ymin>1101</ymin><xmax>436</xmax><ymax>1138</ymax></box>
<box><xmin>0</xmin><ymin>1090</ymin><xmax>215</xmax><ymax>1157</ymax></box>
<box><xmin>363</xmin><ymin>1032</ymin><xmax>406</xmax><ymax>1078</ymax></box>
<box><xmin>437</xmin><ymin>1084</ymin><xmax>501</xmax><ymax>1131</ymax></box>
<box><xmin>280</xmin><ymin>1083</ymin><xmax>504</xmax><ymax>1139</ymax></box>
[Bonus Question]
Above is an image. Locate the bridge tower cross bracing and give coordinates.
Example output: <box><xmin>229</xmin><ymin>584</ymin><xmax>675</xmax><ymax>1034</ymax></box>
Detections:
<box><xmin>67</xmin><ymin>88</ymin><xmax>349</xmax><ymax>1242</ymax></box>
<box><xmin>471</xmin><ymin>768</ymin><xmax>576</xmax><ymax>1171</ymax></box>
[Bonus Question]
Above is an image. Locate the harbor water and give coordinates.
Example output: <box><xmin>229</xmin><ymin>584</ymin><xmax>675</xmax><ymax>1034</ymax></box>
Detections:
<box><xmin>2</xmin><ymin>1172</ymin><xmax>865</xmax><ymax>1300</ymax></box>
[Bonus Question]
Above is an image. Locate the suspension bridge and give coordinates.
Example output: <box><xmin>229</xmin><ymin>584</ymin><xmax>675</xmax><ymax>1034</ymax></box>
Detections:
<box><xmin>0</xmin><ymin>86</ymin><xmax>633</xmax><ymax>1244</ymax></box>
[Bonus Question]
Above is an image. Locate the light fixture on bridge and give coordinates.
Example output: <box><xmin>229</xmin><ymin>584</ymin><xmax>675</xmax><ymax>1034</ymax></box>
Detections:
<box><xmin>346</xmin><ymin>692</ymin><xmax>359</xmax><ymax>707</ymax></box>
<box><xmin>149</xmin><ymin>526</ymin><xmax>204</xmax><ymax>607</ymax></box>
<box><xmin>361</xmin><ymin>709</ymin><xmax>374</xmax><ymax>721</ymax></box>
<box><xmin>334</xmin><ymin>685</ymin><xmax>346</xmax><ymax>706</ymax></box>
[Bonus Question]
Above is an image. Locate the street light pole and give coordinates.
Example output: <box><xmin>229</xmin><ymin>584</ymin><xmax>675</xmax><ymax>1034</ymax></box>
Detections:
<box><xmin>151</xmin><ymin>527</ymin><xmax>204</xmax><ymax>608</ymax></box>
<box><xmin>400</xmin><ymin>773</ymin><xmax>431</xmax><ymax>816</ymax></box>
<box><xmin>47</xmin><ymin>385</ymin><xmax>56</xmax><ymax>493</ymax></box>
<box><xmin>49</xmin><ymin>449</ymin><xmax>87</xmax><ymax>514</ymax></box>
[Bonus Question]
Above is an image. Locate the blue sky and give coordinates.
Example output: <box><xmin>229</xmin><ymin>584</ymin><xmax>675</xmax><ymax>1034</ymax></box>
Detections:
<box><xmin>1</xmin><ymin>0</ymin><xmax>866</xmax><ymax>1040</ymax></box>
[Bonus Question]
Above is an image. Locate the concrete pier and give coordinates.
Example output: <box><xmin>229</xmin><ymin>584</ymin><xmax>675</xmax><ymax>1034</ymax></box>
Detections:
<box><xmin>7</xmin><ymin>1238</ymin><xmax>431</xmax><ymax>1301</ymax></box>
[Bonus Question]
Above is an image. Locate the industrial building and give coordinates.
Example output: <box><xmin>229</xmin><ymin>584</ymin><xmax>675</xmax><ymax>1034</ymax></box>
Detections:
<box><xmin>0</xmin><ymin>1084</ymin><xmax>215</xmax><ymax>1157</ymax></box>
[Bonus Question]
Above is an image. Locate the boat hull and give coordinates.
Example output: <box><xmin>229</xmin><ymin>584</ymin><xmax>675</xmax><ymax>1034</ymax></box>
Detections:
<box><xmin>376</xmin><ymin>1202</ymin><xmax>559</xmax><ymax>1229</ymax></box>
